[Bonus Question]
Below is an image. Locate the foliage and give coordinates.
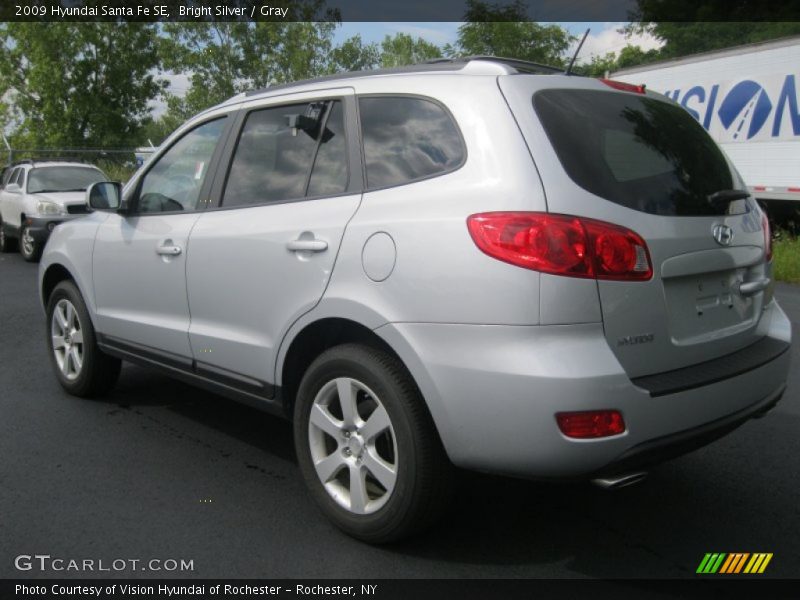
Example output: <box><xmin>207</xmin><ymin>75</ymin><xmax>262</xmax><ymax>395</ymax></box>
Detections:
<box><xmin>445</xmin><ymin>0</ymin><xmax>574</xmax><ymax>66</ymax></box>
<box><xmin>0</xmin><ymin>22</ymin><xmax>165</xmax><ymax>148</ymax></box>
<box><xmin>160</xmin><ymin>18</ymin><xmax>339</xmax><ymax>119</ymax></box>
<box><xmin>380</xmin><ymin>33</ymin><xmax>441</xmax><ymax>67</ymax></box>
<box><xmin>772</xmin><ymin>233</ymin><xmax>800</xmax><ymax>284</ymax></box>
<box><xmin>329</xmin><ymin>34</ymin><xmax>381</xmax><ymax>73</ymax></box>
<box><xmin>581</xmin><ymin>44</ymin><xmax>662</xmax><ymax>76</ymax></box>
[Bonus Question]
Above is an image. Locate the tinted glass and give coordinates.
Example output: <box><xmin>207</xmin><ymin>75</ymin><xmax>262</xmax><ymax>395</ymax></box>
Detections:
<box><xmin>6</xmin><ymin>168</ymin><xmax>20</xmax><ymax>187</ymax></box>
<box><xmin>138</xmin><ymin>118</ymin><xmax>226</xmax><ymax>213</ymax></box>
<box><xmin>27</xmin><ymin>167</ymin><xmax>104</xmax><ymax>194</ymax></box>
<box><xmin>223</xmin><ymin>102</ymin><xmax>328</xmax><ymax>207</ymax></box>
<box><xmin>14</xmin><ymin>168</ymin><xmax>24</xmax><ymax>187</ymax></box>
<box><xmin>307</xmin><ymin>101</ymin><xmax>348</xmax><ymax>197</ymax></box>
<box><xmin>533</xmin><ymin>90</ymin><xmax>734</xmax><ymax>216</ymax></box>
<box><xmin>359</xmin><ymin>97</ymin><xmax>465</xmax><ymax>189</ymax></box>
<box><xmin>1</xmin><ymin>167</ymin><xmax>14</xmax><ymax>187</ymax></box>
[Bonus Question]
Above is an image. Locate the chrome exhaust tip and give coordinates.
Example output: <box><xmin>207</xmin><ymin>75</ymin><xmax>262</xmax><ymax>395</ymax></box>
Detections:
<box><xmin>591</xmin><ymin>471</ymin><xmax>648</xmax><ymax>490</ymax></box>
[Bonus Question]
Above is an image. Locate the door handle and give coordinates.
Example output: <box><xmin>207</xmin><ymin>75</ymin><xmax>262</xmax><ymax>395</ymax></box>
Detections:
<box><xmin>156</xmin><ymin>244</ymin><xmax>182</xmax><ymax>256</ymax></box>
<box><xmin>735</xmin><ymin>278</ymin><xmax>770</xmax><ymax>296</ymax></box>
<box><xmin>286</xmin><ymin>238</ymin><xmax>328</xmax><ymax>252</ymax></box>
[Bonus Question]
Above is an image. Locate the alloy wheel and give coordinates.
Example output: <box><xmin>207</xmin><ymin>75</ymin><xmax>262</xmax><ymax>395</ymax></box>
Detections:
<box><xmin>51</xmin><ymin>298</ymin><xmax>84</xmax><ymax>381</ymax></box>
<box><xmin>21</xmin><ymin>226</ymin><xmax>35</xmax><ymax>257</ymax></box>
<box><xmin>308</xmin><ymin>377</ymin><xmax>398</xmax><ymax>515</ymax></box>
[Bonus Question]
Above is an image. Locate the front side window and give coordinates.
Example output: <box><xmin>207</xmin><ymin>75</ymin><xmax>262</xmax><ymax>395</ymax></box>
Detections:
<box><xmin>27</xmin><ymin>167</ymin><xmax>105</xmax><ymax>194</ymax></box>
<box><xmin>6</xmin><ymin>168</ymin><xmax>21</xmax><ymax>187</ymax></box>
<box><xmin>359</xmin><ymin>96</ymin><xmax>465</xmax><ymax>190</ymax></box>
<box><xmin>137</xmin><ymin>118</ymin><xmax>227</xmax><ymax>213</ymax></box>
<box><xmin>223</xmin><ymin>99</ymin><xmax>348</xmax><ymax>207</ymax></box>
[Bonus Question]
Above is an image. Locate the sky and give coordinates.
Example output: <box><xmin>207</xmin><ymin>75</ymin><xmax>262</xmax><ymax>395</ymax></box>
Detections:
<box><xmin>158</xmin><ymin>21</ymin><xmax>663</xmax><ymax>114</ymax></box>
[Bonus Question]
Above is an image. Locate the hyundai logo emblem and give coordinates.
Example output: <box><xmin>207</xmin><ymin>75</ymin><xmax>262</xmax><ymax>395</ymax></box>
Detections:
<box><xmin>713</xmin><ymin>224</ymin><xmax>734</xmax><ymax>246</ymax></box>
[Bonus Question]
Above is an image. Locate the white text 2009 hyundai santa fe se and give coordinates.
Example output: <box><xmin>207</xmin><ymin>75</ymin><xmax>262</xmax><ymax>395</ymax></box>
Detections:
<box><xmin>39</xmin><ymin>58</ymin><xmax>791</xmax><ymax>542</ymax></box>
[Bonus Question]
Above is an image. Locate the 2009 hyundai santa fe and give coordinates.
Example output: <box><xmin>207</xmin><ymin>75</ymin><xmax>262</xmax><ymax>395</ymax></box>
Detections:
<box><xmin>39</xmin><ymin>57</ymin><xmax>791</xmax><ymax>542</ymax></box>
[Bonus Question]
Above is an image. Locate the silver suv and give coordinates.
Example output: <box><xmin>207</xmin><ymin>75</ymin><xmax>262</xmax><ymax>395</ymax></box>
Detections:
<box><xmin>39</xmin><ymin>58</ymin><xmax>791</xmax><ymax>542</ymax></box>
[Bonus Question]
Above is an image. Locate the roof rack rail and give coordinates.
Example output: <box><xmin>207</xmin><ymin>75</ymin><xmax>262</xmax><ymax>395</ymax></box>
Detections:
<box><xmin>243</xmin><ymin>56</ymin><xmax>562</xmax><ymax>98</ymax></box>
<box><xmin>425</xmin><ymin>56</ymin><xmax>563</xmax><ymax>74</ymax></box>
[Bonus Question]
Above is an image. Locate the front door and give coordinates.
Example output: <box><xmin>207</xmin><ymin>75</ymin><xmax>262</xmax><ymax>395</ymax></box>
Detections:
<box><xmin>92</xmin><ymin>116</ymin><xmax>231</xmax><ymax>359</ymax></box>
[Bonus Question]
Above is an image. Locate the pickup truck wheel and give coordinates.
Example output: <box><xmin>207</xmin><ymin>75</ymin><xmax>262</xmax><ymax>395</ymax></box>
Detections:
<box><xmin>19</xmin><ymin>225</ymin><xmax>41</xmax><ymax>262</ymax></box>
<box><xmin>0</xmin><ymin>219</ymin><xmax>16</xmax><ymax>253</ymax></box>
<box><xmin>294</xmin><ymin>343</ymin><xmax>453</xmax><ymax>543</ymax></box>
<box><xmin>46</xmin><ymin>280</ymin><xmax>121</xmax><ymax>397</ymax></box>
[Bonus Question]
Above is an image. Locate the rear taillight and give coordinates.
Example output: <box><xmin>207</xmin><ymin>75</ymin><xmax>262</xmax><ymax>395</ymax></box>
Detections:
<box><xmin>599</xmin><ymin>78</ymin><xmax>646</xmax><ymax>94</ymax></box>
<box><xmin>467</xmin><ymin>212</ymin><xmax>652</xmax><ymax>281</ymax></box>
<box><xmin>556</xmin><ymin>410</ymin><xmax>626</xmax><ymax>439</ymax></box>
<box><xmin>762</xmin><ymin>213</ymin><xmax>773</xmax><ymax>262</ymax></box>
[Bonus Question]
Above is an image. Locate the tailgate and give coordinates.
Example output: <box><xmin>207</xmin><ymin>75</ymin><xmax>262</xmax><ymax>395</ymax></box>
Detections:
<box><xmin>499</xmin><ymin>75</ymin><xmax>773</xmax><ymax>378</ymax></box>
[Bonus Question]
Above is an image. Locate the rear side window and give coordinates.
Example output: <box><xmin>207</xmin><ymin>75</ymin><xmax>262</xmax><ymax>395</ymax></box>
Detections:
<box><xmin>359</xmin><ymin>96</ymin><xmax>465</xmax><ymax>189</ymax></box>
<box><xmin>533</xmin><ymin>89</ymin><xmax>734</xmax><ymax>216</ymax></box>
<box><xmin>223</xmin><ymin>100</ymin><xmax>348</xmax><ymax>207</ymax></box>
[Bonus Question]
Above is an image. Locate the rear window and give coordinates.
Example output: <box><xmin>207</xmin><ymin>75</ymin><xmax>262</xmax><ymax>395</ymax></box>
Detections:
<box><xmin>533</xmin><ymin>89</ymin><xmax>734</xmax><ymax>216</ymax></box>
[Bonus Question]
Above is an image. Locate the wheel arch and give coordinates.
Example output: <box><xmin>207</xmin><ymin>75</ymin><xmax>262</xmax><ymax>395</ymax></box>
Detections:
<box><xmin>279</xmin><ymin>317</ymin><xmax>405</xmax><ymax>415</ymax></box>
<box><xmin>41</xmin><ymin>262</ymin><xmax>77</xmax><ymax>309</ymax></box>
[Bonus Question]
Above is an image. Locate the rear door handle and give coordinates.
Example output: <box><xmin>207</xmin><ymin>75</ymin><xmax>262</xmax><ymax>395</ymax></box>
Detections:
<box><xmin>735</xmin><ymin>278</ymin><xmax>770</xmax><ymax>296</ymax></box>
<box><xmin>286</xmin><ymin>238</ymin><xmax>328</xmax><ymax>252</ymax></box>
<box><xmin>156</xmin><ymin>244</ymin><xmax>182</xmax><ymax>256</ymax></box>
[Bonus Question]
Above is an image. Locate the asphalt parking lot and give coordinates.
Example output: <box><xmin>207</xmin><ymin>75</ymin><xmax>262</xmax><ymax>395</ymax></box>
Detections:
<box><xmin>1</xmin><ymin>250</ymin><xmax>798</xmax><ymax>580</ymax></box>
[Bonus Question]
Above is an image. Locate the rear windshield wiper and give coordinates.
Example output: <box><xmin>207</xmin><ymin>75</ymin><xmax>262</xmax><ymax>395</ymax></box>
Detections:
<box><xmin>707</xmin><ymin>189</ymin><xmax>750</xmax><ymax>209</ymax></box>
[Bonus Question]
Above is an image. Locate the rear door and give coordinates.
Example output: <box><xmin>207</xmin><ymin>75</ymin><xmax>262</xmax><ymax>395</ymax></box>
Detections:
<box><xmin>500</xmin><ymin>77</ymin><xmax>772</xmax><ymax>377</ymax></box>
<box><xmin>185</xmin><ymin>89</ymin><xmax>362</xmax><ymax>391</ymax></box>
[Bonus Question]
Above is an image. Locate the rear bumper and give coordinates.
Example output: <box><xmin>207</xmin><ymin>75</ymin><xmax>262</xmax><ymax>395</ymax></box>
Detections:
<box><xmin>593</xmin><ymin>384</ymin><xmax>785</xmax><ymax>477</ymax></box>
<box><xmin>375</xmin><ymin>299</ymin><xmax>792</xmax><ymax>479</ymax></box>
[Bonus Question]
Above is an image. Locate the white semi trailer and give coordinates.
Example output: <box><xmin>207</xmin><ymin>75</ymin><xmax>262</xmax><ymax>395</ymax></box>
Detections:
<box><xmin>613</xmin><ymin>36</ymin><xmax>800</xmax><ymax>211</ymax></box>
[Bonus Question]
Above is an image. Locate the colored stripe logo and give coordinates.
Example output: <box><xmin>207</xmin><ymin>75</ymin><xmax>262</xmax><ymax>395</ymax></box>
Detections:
<box><xmin>697</xmin><ymin>553</ymin><xmax>773</xmax><ymax>574</ymax></box>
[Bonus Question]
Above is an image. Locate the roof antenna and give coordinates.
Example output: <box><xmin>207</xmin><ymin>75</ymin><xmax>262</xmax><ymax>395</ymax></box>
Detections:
<box><xmin>565</xmin><ymin>28</ymin><xmax>590</xmax><ymax>76</ymax></box>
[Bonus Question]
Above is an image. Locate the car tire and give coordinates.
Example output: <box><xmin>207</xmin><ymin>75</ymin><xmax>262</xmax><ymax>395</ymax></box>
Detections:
<box><xmin>0</xmin><ymin>218</ymin><xmax>16</xmax><ymax>253</ymax></box>
<box><xmin>19</xmin><ymin>224</ymin><xmax>41</xmax><ymax>262</ymax></box>
<box><xmin>294</xmin><ymin>343</ymin><xmax>454</xmax><ymax>543</ymax></box>
<box><xmin>46</xmin><ymin>280</ymin><xmax>122</xmax><ymax>398</ymax></box>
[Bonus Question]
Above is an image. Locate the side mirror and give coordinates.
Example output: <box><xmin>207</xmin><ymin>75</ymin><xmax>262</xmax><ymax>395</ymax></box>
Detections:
<box><xmin>86</xmin><ymin>181</ymin><xmax>122</xmax><ymax>211</ymax></box>
<box><xmin>5</xmin><ymin>183</ymin><xmax>20</xmax><ymax>193</ymax></box>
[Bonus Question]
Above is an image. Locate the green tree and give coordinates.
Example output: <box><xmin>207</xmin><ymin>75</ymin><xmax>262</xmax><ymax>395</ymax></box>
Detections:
<box><xmin>379</xmin><ymin>33</ymin><xmax>441</xmax><ymax>67</ymax></box>
<box><xmin>628</xmin><ymin>2</ymin><xmax>800</xmax><ymax>59</ymax></box>
<box><xmin>160</xmin><ymin>19</ymin><xmax>339</xmax><ymax>119</ymax></box>
<box><xmin>329</xmin><ymin>34</ymin><xmax>381</xmax><ymax>72</ymax></box>
<box><xmin>446</xmin><ymin>0</ymin><xmax>574</xmax><ymax>66</ymax></box>
<box><xmin>582</xmin><ymin>44</ymin><xmax>662</xmax><ymax>77</ymax></box>
<box><xmin>0</xmin><ymin>22</ymin><xmax>164</xmax><ymax>147</ymax></box>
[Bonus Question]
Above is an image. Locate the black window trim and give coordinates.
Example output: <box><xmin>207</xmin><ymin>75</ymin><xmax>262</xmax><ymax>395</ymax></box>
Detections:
<box><xmin>125</xmin><ymin>114</ymin><xmax>235</xmax><ymax>217</ymax></box>
<box><xmin>207</xmin><ymin>94</ymin><xmax>360</xmax><ymax>212</ymax></box>
<box><xmin>356</xmin><ymin>92</ymin><xmax>468</xmax><ymax>193</ymax></box>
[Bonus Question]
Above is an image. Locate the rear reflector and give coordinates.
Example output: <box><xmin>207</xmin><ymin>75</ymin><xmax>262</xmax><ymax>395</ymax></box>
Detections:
<box><xmin>599</xmin><ymin>78</ymin><xmax>646</xmax><ymax>94</ymax></box>
<box><xmin>467</xmin><ymin>212</ymin><xmax>653</xmax><ymax>281</ymax></box>
<box><xmin>556</xmin><ymin>410</ymin><xmax>626</xmax><ymax>439</ymax></box>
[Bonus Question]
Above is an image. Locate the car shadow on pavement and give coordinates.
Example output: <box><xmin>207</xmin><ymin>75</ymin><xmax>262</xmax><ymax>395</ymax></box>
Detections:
<box><xmin>385</xmin><ymin>409</ymin><xmax>800</xmax><ymax>579</ymax></box>
<box><xmin>105</xmin><ymin>364</ymin><xmax>296</xmax><ymax>463</ymax></box>
<box><xmin>97</xmin><ymin>363</ymin><xmax>799</xmax><ymax>580</ymax></box>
